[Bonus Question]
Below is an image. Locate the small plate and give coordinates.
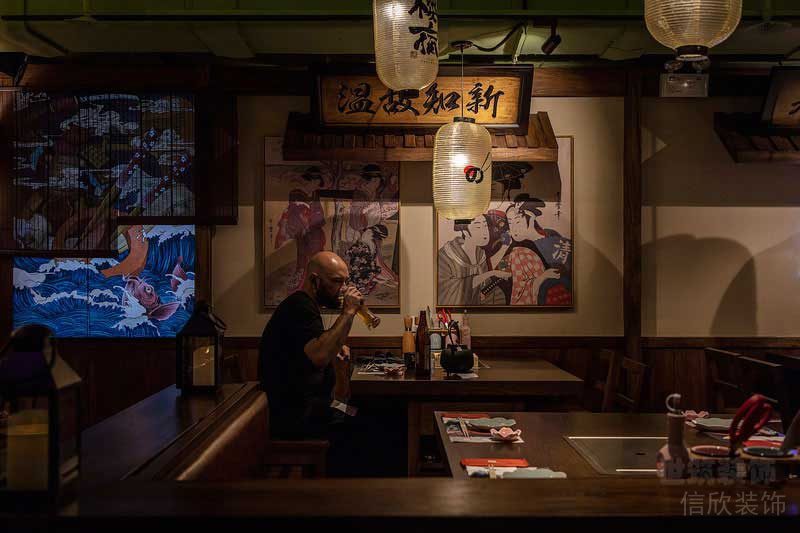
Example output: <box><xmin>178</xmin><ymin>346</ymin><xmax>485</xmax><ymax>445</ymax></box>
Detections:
<box><xmin>742</xmin><ymin>446</ymin><xmax>793</xmax><ymax>458</ymax></box>
<box><xmin>693</xmin><ymin>418</ymin><xmax>732</xmax><ymax>432</ymax></box>
<box><xmin>467</xmin><ymin>417</ymin><xmax>517</xmax><ymax>431</ymax></box>
<box><xmin>691</xmin><ymin>444</ymin><xmax>736</xmax><ymax>457</ymax></box>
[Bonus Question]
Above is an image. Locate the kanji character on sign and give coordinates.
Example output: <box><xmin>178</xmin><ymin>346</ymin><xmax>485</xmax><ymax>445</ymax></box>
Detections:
<box><xmin>409</xmin><ymin>22</ymin><xmax>438</xmax><ymax>55</ymax></box>
<box><xmin>337</xmin><ymin>82</ymin><xmax>377</xmax><ymax>115</ymax></box>
<box><xmin>379</xmin><ymin>89</ymin><xmax>420</xmax><ymax>116</ymax></box>
<box><xmin>422</xmin><ymin>83</ymin><xmax>460</xmax><ymax>115</ymax></box>
<box><xmin>466</xmin><ymin>82</ymin><xmax>505</xmax><ymax>118</ymax></box>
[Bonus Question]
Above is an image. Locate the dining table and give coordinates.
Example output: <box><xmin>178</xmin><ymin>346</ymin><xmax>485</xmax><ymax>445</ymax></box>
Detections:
<box><xmin>434</xmin><ymin>411</ymin><xmax>789</xmax><ymax>480</ymax></box>
<box><xmin>350</xmin><ymin>358</ymin><xmax>583</xmax><ymax>475</ymax></box>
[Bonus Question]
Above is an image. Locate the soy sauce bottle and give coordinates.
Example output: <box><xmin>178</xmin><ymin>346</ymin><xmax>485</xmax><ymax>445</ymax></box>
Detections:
<box><xmin>415</xmin><ymin>310</ymin><xmax>431</xmax><ymax>378</ymax></box>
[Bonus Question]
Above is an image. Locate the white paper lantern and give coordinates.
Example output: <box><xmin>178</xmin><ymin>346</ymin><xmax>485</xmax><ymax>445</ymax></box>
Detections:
<box><xmin>433</xmin><ymin>117</ymin><xmax>492</xmax><ymax>220</ymax></box>
<box><xmin>373</xmin><ymin>0</ymin><xmax>439</xmax><ymax>97</ymax></box>
<box><xmin>645</xmin><ymin>0</ymin><xmax>741</xmax><ymax>60</ymax></box>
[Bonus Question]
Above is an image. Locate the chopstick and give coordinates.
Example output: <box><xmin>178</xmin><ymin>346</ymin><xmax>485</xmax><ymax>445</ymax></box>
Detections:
<box><xmin>458</xmin><ymin>417</ymin><xmax>470</xmax><ymax>438</ymax></box>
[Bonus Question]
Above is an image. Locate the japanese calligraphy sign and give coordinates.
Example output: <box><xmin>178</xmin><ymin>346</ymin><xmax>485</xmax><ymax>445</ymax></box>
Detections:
<box><xmin>313</xmin><ymin>66</ymin><xmax>532</xmax><ymax>133</ymax></box>
<box><xmin>761</xmin><ymin>67</ymin><xmax>800</xmax><ymax>128</ymax></box>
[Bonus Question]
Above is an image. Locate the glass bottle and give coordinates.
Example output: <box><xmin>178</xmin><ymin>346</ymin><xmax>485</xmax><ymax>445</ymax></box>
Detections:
<box><xmin>460</xmin><ymin>309</ymin><xmax>471</xmax><ymax>349</ymax></box>
<box><xmin>415</xmin><ymin>310</ymin><xmax>431</xmax><ymax>378</ymax></box>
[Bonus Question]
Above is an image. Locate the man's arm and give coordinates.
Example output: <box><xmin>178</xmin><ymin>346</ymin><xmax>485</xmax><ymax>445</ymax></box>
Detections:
<box><xmin>303</xmin><ymin>309</ymin><xmax>355</xmax><ymax>369</ymax></box>
<box><xmin>303</xmin><ymin>285</ymin><xmax>362</xmax><ymax>369</ymax></box>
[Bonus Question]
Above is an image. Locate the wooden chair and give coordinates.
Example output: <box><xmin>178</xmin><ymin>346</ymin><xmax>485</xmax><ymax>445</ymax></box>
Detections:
<box><xmin>162</xmin><ymin>387</ymin><xmax>330</xmax><ymax>481</ymax></box>
<box><xmin>598</xmin><ymin>349</ymin><xmax>649</xmax><ymax>413</ymax></box>
<box><xmin>704</xmin><ymin>348</ymin><xmax>747</xmax><ymax>412</ymax></box>
<box><xmin>262</xmin><ymin>439</ymin><xmax>329</xmax><ymax>479</ymax></box>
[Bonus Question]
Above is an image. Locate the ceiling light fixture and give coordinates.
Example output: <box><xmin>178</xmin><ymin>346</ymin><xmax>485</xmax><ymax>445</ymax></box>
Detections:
<box><xmin>541</xmin><ymin>21</ymin><xmax>562</xmax><ymax>55</ymax></box>
<box><xmin>432</xmin><ymin>41</ymin><xmax>492</xmax><ymax>221</ymax></box>
<box><xmin>645</xmin><ymin>0</ymin><xmax>742</xmax><ymax>64</ymax></box>
<box><xmin>373</xmin><ymin>0</ymin><xmax>439</xmax><ymax>99</ymax></box>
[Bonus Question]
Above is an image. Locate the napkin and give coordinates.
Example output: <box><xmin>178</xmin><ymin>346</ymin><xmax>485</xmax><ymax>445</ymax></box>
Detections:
<box><xmin>460</xmin><ymin>458</ymin><xmax>529</xmax><ymax>468</ymax></box>
<box><xmin>441</xmin><ymin>413</ymin><xmax>490</xmax><ymax>419</ymax></box>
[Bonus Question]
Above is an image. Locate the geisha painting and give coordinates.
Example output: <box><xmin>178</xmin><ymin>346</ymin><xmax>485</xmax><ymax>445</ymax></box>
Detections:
<box><xmin>263</xmin><ymin>138</ymin><xmax>400</xmax><ymax>308</ymax></box>
<box><xmin>436</xmin><ymin>136</ymin><xmax>573</xmax><ymax>309</ymax></box>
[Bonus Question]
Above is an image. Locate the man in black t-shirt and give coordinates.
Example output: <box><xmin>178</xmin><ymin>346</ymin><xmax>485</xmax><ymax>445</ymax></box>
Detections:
<box><xmin>259</xmin><ymin>251</ymin><xmax>363</xmax><ymax>439</ymax></box>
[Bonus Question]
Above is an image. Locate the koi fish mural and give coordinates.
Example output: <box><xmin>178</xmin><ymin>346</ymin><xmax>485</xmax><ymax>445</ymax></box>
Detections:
<box><xmin>12</xmin><ymin>225</ymin><xmax>195</xmax><ymax>337</ymax></box>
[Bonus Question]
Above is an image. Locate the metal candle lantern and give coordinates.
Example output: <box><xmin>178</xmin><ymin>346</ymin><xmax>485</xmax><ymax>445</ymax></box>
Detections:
<box><xmin>176</xmin><ymin>301</ymin><xmax>226</xmax><ymax>393</ymax></box>
<box><xmin>0</xmin><ymin>325</ymin><xmax>82</xmax><ymax>510</ymax></box>
<box><xmin>373</xmin><ymin>0</ymin><xmax>439</xmax><ymax>98</ymax></box>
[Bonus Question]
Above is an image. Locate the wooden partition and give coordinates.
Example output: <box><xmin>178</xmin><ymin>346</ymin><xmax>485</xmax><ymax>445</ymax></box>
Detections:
<box><xmin>48</xmin><ymin>334</ymin><xmax>800</xmax><ymax>429</ymax></box>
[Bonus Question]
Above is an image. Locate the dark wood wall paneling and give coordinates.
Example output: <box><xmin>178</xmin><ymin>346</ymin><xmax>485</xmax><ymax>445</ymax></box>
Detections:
<box><xmin>0</xmin><ymin>61</ymin><xmax>783</xmax><ymax>427</ymax></box>
<box><xmin>32</xmin><ymin>334</ymin><xmax>800</xmax><ymax>427</ymax></box>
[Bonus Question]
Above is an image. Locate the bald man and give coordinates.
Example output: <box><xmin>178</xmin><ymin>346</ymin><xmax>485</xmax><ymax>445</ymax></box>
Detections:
<box><xmin>259</xmin><ymin>251</ymin><xmax>363</xmax><ymax>440</ymax></box>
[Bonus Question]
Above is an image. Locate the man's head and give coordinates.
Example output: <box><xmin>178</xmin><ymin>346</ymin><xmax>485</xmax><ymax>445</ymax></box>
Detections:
<box><xmin>506</xmin><ymin>194</ymin><xmax>545</xmax><ymax>242</ymax></box>
<box><xmin>304</xmin><ymin>251</ymin><xmax>350</xmax><ymax>309</ymax></box>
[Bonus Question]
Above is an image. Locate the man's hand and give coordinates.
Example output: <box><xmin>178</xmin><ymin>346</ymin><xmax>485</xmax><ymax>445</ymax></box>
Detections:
<box><xmin>333</xmin><ymin>344</ymin><xmax>352</xmax><ymax>401</ymax></box>
<box><xmin>337</xmin><ymin>344</ymin><xmax>351</xmax><ymax>361</ymax></box>
<box><xmin>341</xmin><ymin>286</ymin><xmax>363</xmax><ymax>316</ymax></box>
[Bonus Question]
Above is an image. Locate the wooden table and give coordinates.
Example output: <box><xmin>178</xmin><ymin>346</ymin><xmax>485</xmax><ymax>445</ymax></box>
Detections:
<box><xmin>434</xmin><ymin>411</ymin><xmax>774</xmax><ymax>480</ymax></box>
<box><xmin>351</xmin><ymin>359</ymin><xmax>583</xmax><ymax>476</ymax></box>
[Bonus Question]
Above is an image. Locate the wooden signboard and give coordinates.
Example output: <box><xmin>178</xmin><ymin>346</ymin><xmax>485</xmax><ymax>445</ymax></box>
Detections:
<box><xmin>761</xmin><ymin>67</ymin><xmax>800</xmax><ymax>129</ymax></box>
<box><xmin>313</xmin><ymin>65</ymin><xmax>532</xmax><ymax>134</ymax></box>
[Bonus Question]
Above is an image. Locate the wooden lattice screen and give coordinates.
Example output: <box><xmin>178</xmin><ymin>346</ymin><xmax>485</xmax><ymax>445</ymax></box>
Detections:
<box><xmin>0</xmin><ymin>88</ymin><xmax>238</xmax><ymax>256</ymax></box>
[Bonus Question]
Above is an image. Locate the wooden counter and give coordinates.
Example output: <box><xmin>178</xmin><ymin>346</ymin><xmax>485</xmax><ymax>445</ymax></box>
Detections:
<box><xmin>70</xmin><ymin>478</ymin><xmax>800</xmax><ymax>525</ymax></box>
<box><xmin>4</xmin><ymin>383</ymin><xmax>794</xmax><ymax>529</ymax></box>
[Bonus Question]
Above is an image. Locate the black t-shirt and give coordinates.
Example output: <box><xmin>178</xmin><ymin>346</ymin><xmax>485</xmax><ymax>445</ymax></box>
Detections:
<box><xmin>259</xmin><ymin>291</ymin><xmax>334</xmax><ymax>438</ymax></box>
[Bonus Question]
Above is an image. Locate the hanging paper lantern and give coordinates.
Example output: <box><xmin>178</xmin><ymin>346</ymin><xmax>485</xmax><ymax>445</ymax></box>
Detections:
<box><xmin>373</xmin><ymin>0</ymin><xmax>439</xmax><ymax>97</ymax></box>
<box><xmin>433</xmin><ymin>117</ymin><xmax>492</xmax><ymax>220</ymax></box>
<box><xmin>645</xmin><ymin>0</ymin><xmax>741</xmax><ymax>61</ymax></box>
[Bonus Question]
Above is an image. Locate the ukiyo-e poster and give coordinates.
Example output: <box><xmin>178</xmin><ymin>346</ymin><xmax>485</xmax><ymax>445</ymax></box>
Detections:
<box><xmin>436</xmin><ymin>137</ymin><xmax>574</xmax><ymax>309</ymax></box>
<box><xmin>263</xmin><ymin>138</ymin><xmax>400</xmax><ymax>308</ymax></box>
<box><xmin>11</xmin><ymin>92</ymin><xmax>195</xmax><ymax>252</ymax></box>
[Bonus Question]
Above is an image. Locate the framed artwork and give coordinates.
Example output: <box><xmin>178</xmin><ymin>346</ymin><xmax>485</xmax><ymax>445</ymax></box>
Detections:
<box><xmin>7</xmin><ymin>91</ymin><xmax>195</xmax><ymax>255</ymax></box>
<box><xmin>263</xmin><ymin>137</ymin><xmax>400</xmax><ymax>309</ymax></box>
<box><xmin>436</xmin><ymin>136</ymin><xmax>574</xmax><ymax>309</ymax></box>
<box><xmin>760</xmin><ymin>67</ymin><xmax>800</xmax><ymax>129</ymax></box>
<box><xmin>13</xmin><ymin>225</ymin><xmax>195</xmax><ymax>337</ymax></box>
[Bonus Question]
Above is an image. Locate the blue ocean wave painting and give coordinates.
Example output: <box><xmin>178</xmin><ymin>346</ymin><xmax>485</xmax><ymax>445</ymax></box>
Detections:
<box><xmin>13</xmin><ymin>225</ymin><xmax>195</xmax><ymax>337</ymax></box>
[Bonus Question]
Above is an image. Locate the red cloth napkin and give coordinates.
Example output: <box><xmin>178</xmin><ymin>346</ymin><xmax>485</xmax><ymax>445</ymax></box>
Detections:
<box><xmin>744</xmin><ymin>439</ymin><xmax>781</xmax><ymax>448</ymax></box>
<box><xmin>460</xmin><ymin>458</ymin><xmax>529</xmax><ymax>468</ymax></box>
<box><xmin>441</xmin><ymin>413</ymin><xmax>490</xmax><ymax>419</ymax></box>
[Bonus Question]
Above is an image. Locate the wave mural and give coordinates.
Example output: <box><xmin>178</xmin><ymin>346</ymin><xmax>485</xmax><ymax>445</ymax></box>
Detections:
<box><xmin>13</xmin><ymin>225</ymin><xmax>195</xmax><ymax>337</ymax></box>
